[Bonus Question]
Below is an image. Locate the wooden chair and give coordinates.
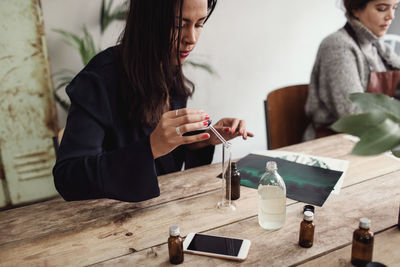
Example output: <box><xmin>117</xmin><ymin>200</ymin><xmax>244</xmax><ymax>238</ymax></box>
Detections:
<box><xmin>264</xmin><ymin>84</ymin><xmax>310</xmax><ymax>149</ymax></box>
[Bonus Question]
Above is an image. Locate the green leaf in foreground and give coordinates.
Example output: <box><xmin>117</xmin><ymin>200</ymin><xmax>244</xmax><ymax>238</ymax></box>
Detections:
<box><xmin>352</xmin><ymin>118</ymin><xmax>400</xmax><ymax>156</ymax></box>
<box><xmin>350</xmin><ymin>92</ymin><xmax>400</xmax><ymax>122</ymax></box>
<box><xmin>391</xmin><ymin>144</ymin><xmax>400</xmax><ymax>157</ymax></box>
<box><xmin>331</xmin><ymin>111</ymin><xmax>388</xmax><ymax>137</ymax></box>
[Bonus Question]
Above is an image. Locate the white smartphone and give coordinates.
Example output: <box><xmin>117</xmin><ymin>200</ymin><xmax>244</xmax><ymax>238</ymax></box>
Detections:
<box><xmin>183</xmin><ymin>233</ymin><xmax>251</xmax><ymax>261</ymax></box>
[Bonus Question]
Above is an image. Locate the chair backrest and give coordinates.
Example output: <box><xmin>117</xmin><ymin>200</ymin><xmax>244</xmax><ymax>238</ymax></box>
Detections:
<box><xmin>265</xmin><ymin>84</ymin><xmax>309</xmax><ymax>149</ymax></box>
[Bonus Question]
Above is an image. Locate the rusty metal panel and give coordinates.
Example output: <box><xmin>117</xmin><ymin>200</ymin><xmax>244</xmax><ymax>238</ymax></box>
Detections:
<box><xmin>0</xmin><ymin>0</ymin><xmax>58</xmax><ymax>206</ymax></box>
<box><xmin>1</xmin><ymin>139</ymin><xmax>56</xmax><ymax>204</ymax></box>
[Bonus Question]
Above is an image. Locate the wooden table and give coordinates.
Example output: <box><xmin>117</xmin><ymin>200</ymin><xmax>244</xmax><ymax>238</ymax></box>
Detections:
<box><xmin>1</xmin><ymin>134</ymin><xmax>399</xmax><ymax>266</ymax></box>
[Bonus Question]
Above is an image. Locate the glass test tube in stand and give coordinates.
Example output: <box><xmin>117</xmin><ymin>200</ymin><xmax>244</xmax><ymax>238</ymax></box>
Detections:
<box><xmin>217</xmin><ymin>142</ymin><xmax>236</xmax><ymax>211</ymax></box>
<box><xmin>206</xmin><ymin>121</ymin><xmax>236</xmax><ymax>211</ymax></box>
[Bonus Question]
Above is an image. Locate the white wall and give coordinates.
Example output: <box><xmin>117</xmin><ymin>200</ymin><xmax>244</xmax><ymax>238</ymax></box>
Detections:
<box><xmin>388</xmin><ymin>8</ymin><xmax>400</xmax><ymax>34</ymax></box>
<box><xmin>41</xmin><ymin>0</ymin><xmax>346</xmax><ymax>163</ymax></box>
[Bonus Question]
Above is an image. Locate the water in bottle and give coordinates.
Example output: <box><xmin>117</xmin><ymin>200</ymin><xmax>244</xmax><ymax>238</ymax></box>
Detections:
<box><xmin>258</xmin><ymin>161</ymin><xmax>286</xmax><ymax>230</ymax></box>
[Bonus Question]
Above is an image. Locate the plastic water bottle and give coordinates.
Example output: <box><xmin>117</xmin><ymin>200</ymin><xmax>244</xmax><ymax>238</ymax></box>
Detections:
<box><xmin>258</xmin><ymin>161</ymin><xmax>287</xmax><ymax>230</ymax></box>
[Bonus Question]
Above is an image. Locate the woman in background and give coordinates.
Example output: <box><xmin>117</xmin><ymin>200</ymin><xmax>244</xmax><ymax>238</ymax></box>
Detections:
<box><xmin>53</xmin><ymin>0</ymin><xmax>253</xmax><ymax>202</ymax></box>
<box><xmin>304</xmin><ymin>0</ymin><xmax>400</xmax><ymax>140</ymax></box>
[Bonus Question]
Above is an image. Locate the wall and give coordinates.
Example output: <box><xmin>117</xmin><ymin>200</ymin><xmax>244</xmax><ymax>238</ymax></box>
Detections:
<box><xmin>388</xmin><ymin>8</ymin><xmax>400</xmax><ymax>34</ymax></box>
<box><xmin>41</xmin><ymin>0</ymin><xmax>347</xmax><ymax>162</ymax></box>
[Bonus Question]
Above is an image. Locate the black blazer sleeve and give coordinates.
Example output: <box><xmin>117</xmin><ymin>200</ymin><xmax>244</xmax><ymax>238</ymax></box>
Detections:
<box><xmin>53</xmin><ymin>71</ymin><xmax>160</xmax><ymax>202</ymax></box>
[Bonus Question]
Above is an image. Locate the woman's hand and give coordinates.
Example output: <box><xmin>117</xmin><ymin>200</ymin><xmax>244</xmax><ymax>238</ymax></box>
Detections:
<box><xmin>207</xmin><ymin>118</ymin><xmax>254</xmax><ymax>145</ymax></box>
<box><xmin>186</xmin><ymin>117</ymin><xmax>254</xmax><ymax>150</ymax></box>
<box><xmin>150</xmin><ymin>108</ymin><xmax>210</xmax><ymax>159</ymax></box>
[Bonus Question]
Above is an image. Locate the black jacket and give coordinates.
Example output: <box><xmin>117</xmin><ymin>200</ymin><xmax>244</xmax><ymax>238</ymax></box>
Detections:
<box><xmin>53</xmin><ymin>46</ymin><xmax>214</xmax><ymax>202</ymax></box>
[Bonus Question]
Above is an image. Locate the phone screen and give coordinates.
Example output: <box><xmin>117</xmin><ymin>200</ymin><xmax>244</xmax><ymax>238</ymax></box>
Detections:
<box><xmin>187</xmin><ymin>233</ymin><xmax>243</xmax><ymax>256</ymax></box>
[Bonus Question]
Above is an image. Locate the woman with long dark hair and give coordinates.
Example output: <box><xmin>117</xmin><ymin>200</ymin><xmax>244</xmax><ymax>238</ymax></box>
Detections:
<box><xmin>53</xmin><ymin>0</ymin><xmax>253</xmax><ymax>202</ymax></box>
<box><xmin>304</xmin><ymin>0</ymin><xmax>400</xmax><ymax>140</ymax></box>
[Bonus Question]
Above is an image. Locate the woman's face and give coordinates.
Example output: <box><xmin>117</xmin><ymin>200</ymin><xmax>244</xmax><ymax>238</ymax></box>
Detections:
<box><xmin>353</xmin><ymin>0</ymin><xmax>399</xmax><ymax>37</ymax></box>
<box><xmin>172</xmin><ymin>0</ymin><xmax>208</xmax><ymax>65</ymax></box>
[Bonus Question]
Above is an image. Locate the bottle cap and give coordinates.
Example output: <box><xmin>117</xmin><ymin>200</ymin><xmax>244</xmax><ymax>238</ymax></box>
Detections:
<box><xmin>169</xmin><ymin>225</ymin><xmax>180</xmax><ymax>236</ymax></box>
<box><xmin>231</xmin><ymin>161</ymin><xmax>237</xmax><ymax>169</ymax></box>
<box><xmin>359</xmin><ymin>218</ymin><xmax>371</xmax><ymax>229</ymax></box>
<box><xmin>266</xmin><ymin>161</ymin><xmax>277</xmax><ymax>171</ymax></box>
<box><xmin>303</xmin><ymin>211</ymin><xmax>314</xmax><ymax>221</ymax></box>
<box><xmin>303</xmin><ymin>205</ymin><xmax>315</xmax><ymax>214</ymax></box>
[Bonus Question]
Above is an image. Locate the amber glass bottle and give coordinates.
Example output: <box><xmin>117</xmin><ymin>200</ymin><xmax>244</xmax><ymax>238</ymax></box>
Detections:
<box><xmin>351</xmin><ymin>218</ymin><xmax>374</xmax><ymax>266</ymax></box>
<box><xmin>299</xmin><ymin>211</ymin><xmax>315</xmax><ymax>248</ymax></box>
<box><xmin>168</xmin><ymin>226</ymin><xmax>184</xmax><ymax>264</ymax></box>
<box><xmin>226</xmin><ymin>162</ymin><xmax>241</xmax><ymax>200</ymax></box>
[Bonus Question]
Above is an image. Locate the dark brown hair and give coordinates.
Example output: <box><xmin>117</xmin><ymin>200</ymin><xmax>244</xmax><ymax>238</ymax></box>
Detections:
<box><xmin>118</xmin><ymin>0</ymin><xmax>217</xmax><ymax>127</ymax></box>
<box><xmin>343</xmin><ymin>0</ymin><xmax>373</xmax><ymax>17</ymax></box>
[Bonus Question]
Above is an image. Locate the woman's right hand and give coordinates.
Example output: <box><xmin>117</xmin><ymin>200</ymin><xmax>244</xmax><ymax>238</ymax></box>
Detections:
<box><xmin>150</xmin><ymin>108</ymin><xmax>211</xmax><ymax>159</ymax></box>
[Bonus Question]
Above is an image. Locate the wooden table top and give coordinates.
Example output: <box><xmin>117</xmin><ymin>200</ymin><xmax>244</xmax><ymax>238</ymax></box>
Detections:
<box><xmin>0</xmin><ymin>134</ymin><xmax>399</xmax><ymax>266</ymax></box>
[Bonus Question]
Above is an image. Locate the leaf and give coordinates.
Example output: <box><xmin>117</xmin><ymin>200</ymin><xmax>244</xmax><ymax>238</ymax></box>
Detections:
<box><xmin>331</xmin><ymin>111</ymin><xmax>388</xmax><ymax>137</ymax></box>
<box><xmin>350</xmin><ymin>93</ymin><xmax>400</xmax><ymax>122</ymax></box>
<box><xmin>352</xmin><ymin>118</ymin><xmax>400</xmax><ymax>156</ymax></box>
<box><xmin>54</xmin><ymin>76</ymin><xmax>73</xmax><ymax>90</ymax></box>
<box><xmin>80</xmin><ymin>26</ymin><xmax>98</xmax><ymax>65</ymax></box>
<box><xmin>52</xmin><ymin>69</ymin><xmax>75</xmax><ymax>90</ymax></box>
<box><xmin>53</xmin><ymin>27</ymin><xmax>98</xmax><ymax>66</ymax></box>
<box><xmin>53</xmin><ymin>29</ymin><xmax>82</xmax><ymax>50</ymax></box>
<box><xmin>100</xmin><ymin>0</ymin><xmax>128</xmax><ymax>34</ymax></box>
<box><xmin>391</xmin><ymin>144</ymin><xmax>400</xmax><ymax>157</ymax></box>
<box><xmin>53</xmin><ymin>92</ymin><xmax>70</xmax><ymax>112</ymax></box>
<box><xmin>184</xmin><ymin>60</ymin><xmax>217</xmax><ymax>76</ymax></box>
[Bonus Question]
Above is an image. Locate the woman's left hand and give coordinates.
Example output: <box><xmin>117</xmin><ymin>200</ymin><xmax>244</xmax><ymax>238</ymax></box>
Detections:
<box><xmin>206</xmin><ymin>118</ymin><xmax>254</xmax><ymax>145</ymax></box>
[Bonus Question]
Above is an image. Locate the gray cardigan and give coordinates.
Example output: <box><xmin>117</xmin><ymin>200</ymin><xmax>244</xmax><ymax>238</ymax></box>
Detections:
<box><xmin>304</xmin><ymin>18</ymin><xmax>400</xmax><ymax>140</ymax></box>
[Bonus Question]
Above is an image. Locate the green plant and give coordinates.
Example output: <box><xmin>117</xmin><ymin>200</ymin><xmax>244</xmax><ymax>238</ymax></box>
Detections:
<box><xmin>53</xmin><ymin>0</ymin><xmax>126</xmax><ymax>110</ymax></box>
<box><xmin>100</xmin><ymin>0</ymin><xmax>127</xmax><ymax>34</ymax></box>
<box><xmin>331</xmin><ymin>92</ymin><xmax>400</xmax><ymax>157</ymax></box>
<box><xmin>53</xmin><ymin>0</ymin><xmax>216</xmax><ymax>111</ymax></box>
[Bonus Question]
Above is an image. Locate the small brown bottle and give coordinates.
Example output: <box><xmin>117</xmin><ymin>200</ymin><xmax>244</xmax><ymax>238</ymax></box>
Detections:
<box><xmin>351</xmin><ymin>218</ymin><xmax>374</xmax><ymax>266</ymax></box>
<box><xmin>226</xmin><ymin>162</ymin><xmax>241</xmax><ymax>200</ymax></box>
<box><xmin>299</xmin><ymin>211</ymin><xmax>315</xmax><ymax>248</ymax></box>
<box><xmin>168</xmin><ymin>226</ymin><xmax>184</xmax><ymax>264</ymax></box>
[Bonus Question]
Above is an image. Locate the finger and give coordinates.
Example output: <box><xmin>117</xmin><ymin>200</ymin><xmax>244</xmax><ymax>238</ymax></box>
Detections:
<box><xmin>243</xmin><ymin>131</ymin><xmax>255</xmax><ymax>139</ymax></box>
<box><xmin>174</xmin><ymin>113</ymin><xmax>210</xmax><ymax>127</ymax></box>
<box><xmin>177</xmin><ymin>120</ymin><xmax>210</xmax><ymax>135</ymax></box>
<box><xmin>166</xmin><ymin>108</ymin><xmax>205</xmax><ymax>119</ymax></box>
<box><xmin>181</xmin><ymin>132</ymin><xmax>210</xmax><ymax>144</ymax></box>
<box><xmin>241</xmin><ymin>130</ymin><xmax>255</xmax><ymax>140</ymax></box>
<box><xmin>246</xmin><ymin>131</ymin><xmax>254</xmax><ymax>137</ymax></box>
<box><xmin>229</xmin><ymin>119</ymin><xmax>240</xmax><ymax>134</ymax></box>
<box><xmin>237</xmin><ymin>120</ymin><xmax>247</xmax><ymax>133</ymax></box>
<box><xmin>237</xmin><ymin>120</ymin><xmax>248</xmax><ymax>138</ymax></box>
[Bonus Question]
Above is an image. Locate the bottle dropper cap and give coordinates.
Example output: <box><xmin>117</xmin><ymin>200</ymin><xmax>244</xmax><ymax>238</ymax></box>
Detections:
<box><xmin>231</xmin><ymin>161</ymin><xmax>237</xmax><ymax>169</ymax></box>
<box><xmin>303</xmin><ymin>211</ymin><xmax>314</xmax><ymax>221</ymax></box>
<box><xmin>266</xmin><ymin>161</ymin><xmax>277</xmax><ymax>171</ymax></box>
<box><xmin>359</xmin><ymin>218</ymin><xmax>371</xmax><ymax>229</ymax></box>
<box><xmin>303</xmin><ymin>205</ymin><xmax>315</xmax><ymax>214</ymax></box>
<box><xmin>169</xmin><ymin>226</ymin><xmax>180</xmax><ymax>236</ymax></box>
